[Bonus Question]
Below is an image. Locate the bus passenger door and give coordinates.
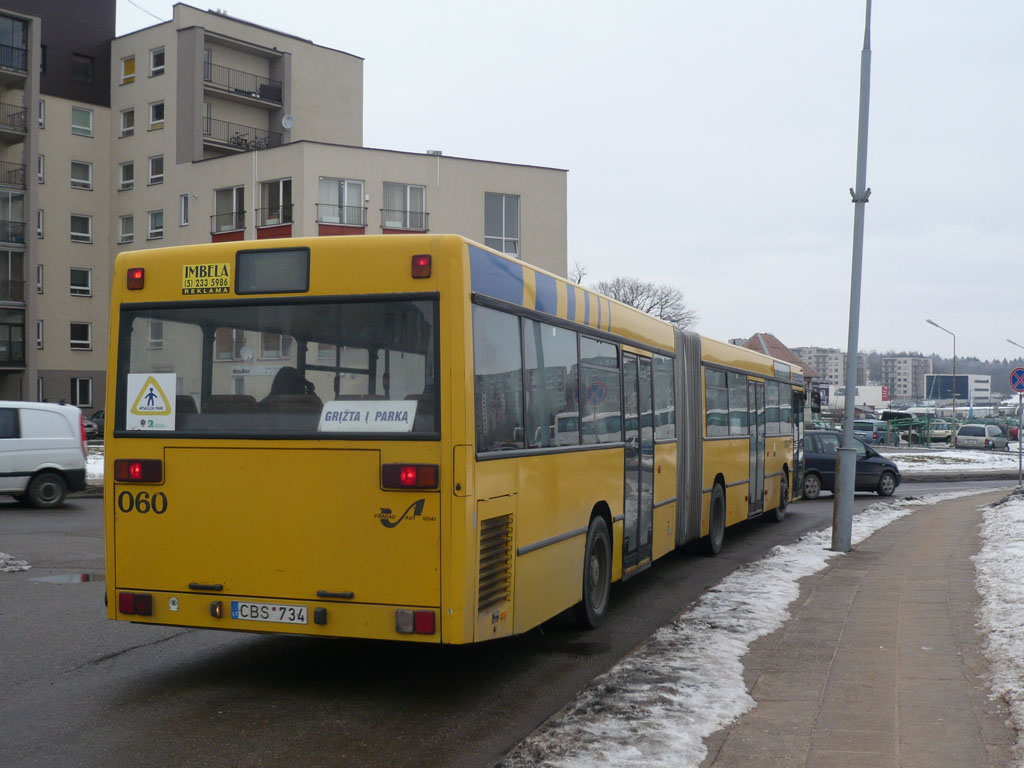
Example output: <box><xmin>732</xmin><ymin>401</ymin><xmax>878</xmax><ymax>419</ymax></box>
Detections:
<box><xmin>748</xmin><ymin>380</ymin><xmax>765</xmax><ymax>516</ymax></box>
<box><xmin>622</xmin><ymin>352</ymin><xmax>653</xmax><ymax>573</ymax></box>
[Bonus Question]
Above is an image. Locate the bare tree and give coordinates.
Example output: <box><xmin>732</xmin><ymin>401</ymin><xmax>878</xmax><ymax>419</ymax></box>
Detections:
<box><xmin>594</xmin><ymin>276</ymin><xmax>698</xmax><ymax>330</ymax></box>
<box><xmin>568</xmin><ymin>259</ymin><xmax>588</xmax><ymax>285</ymax></box>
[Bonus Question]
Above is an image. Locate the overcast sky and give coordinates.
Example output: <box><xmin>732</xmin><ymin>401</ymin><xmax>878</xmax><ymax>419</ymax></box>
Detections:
<box><xmin>117</xmin><ymin>0</ymin><xmax>1024</xmax><ymax>362</ymax></box>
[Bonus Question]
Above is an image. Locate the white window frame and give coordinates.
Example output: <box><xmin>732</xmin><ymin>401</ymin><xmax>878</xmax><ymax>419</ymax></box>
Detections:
<box><xmin>259</xmin><ymin>178</ymin><xmax>292</xmax><ymax>225</ymax></box>
<box><xmin>121</xmin><ymin>55</ymin><xmax>135</xmax><ymax>84</ymax></box>
<box><xmin>70</xmin><ymin>267</ymin><xmax>92</xmax><ymax>297</ymax></box>
<box><xmin>149</xmin><ymin>47</ymin><xmax>165</xmax><ymax>77</ymax></box>
<box><xmin>382</xmin><ymin>182</ymin><xmax>426</xmax><ymax>230</ymax></box>
<box><xmin>148</xmin><ymin>155</ymin><xmax>163</xmax><ymax>185</ymax></box>
<box><xmin>36</xmin><ymin>154</ymin><xmax>43</xmax><ymax>183</ymax></box>
<box><xmin>149</xmin><ymin>100</ymin><xmax>164</xmax><ymax>130</ymax></box>
<box><xmin>148</xmin><ymin>210</ymin><xmax>163</xmax><ymax>240</ymax></box>
<box><xmin>37</xmin><ymin>99</ymin><xmax>44</xmax><ymax>128</ymax></box>
<box><xmin>36</xmin><ymin>264</ymin><xmax>42</xmax><ymax>294</ymax></box>
<box><xmin>120</xmin><ymin>108</ymin><xmax>134</xmax><ymax>137</ymax></box>
<box><xmin>72</xmin><ymin>377</ymin><xmax>93</xmax><ymax>408</ymax></box>
<box><xmin>35</xmin><ymin>319</ymin><xmax>42</xmax><ymax>349</ymax></box>
<box><xmin>36</xmin><ymin>209</ymin><xmax>43</xmax><ymax>239</ymax></box>
<box><xmin>179</xmin><ymin>193</ymin><xmax>189</xmax><ymax>226</ymax></box>
<box><xmin>119</xmin><ymin>215</ymin><xmax>134</xmax><ymax>244</ymax></box>
<box><xmin>484</xmin><ymin>192</ymin><xmax>520</xmax><ymax>256</ymax></box>
<box><xmin>149</xmin><ymin>320</ymin><xmax>164</xmax><ymax>350</ymax></box>
<box><xmin>70</xmin><ymin>160</ymin><xmax>93</xmax><ymax>190</ymax></box>
<box><xmin>70</xmin><ymin>214</ymin><xmax>92</xmax><ymax>244</ymax></box>
<box><xmin>70</xmin><ymin>322</ymin><xmax>92</xmax><ymax>351</ymax></box>
<box><xmin>119</xmin><ymin>161</ymin><xmax>134</xmax><ymax>190</ymax></box>
<box><xmin>318</xmin><ymin>177</ymin><xmax>365</xmax><ymax>225</ymax></box>
<box><xmin>71</xmin><ymin>106</ymin><xmax>93</xmax><ymax>137</ymax></box>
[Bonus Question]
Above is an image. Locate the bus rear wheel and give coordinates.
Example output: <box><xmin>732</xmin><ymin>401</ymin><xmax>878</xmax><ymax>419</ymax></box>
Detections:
<box><xmin>771</xmin><ymin>476</ymin><xmax>788</xmax><ymax>523</ymax></box>
<box><xmin>574</xmin><ymin>516</ymin><xmax>611</xmax><ymax>629</ymax></box>
<box><xmin>706</xmin><ymin>484</ymin><xmax>726</xmax><ymax>556</ymax></box>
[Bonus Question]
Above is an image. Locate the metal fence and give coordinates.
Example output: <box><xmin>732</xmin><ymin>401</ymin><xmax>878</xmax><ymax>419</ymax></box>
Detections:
<box><xmin>204</xmin><ymin>62</ymin><xmax>282</xmax><ymax>103</ymax></box>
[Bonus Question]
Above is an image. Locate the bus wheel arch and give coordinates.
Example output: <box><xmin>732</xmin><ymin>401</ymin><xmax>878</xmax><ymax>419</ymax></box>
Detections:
<box><xmin>705</xmin><ymin>478</ymin><xmax>726</xmax><ymax>556</ymax></box>
<box><xmin>574</xmin><ymin>504</ymin><xmax>612</xmax><ymax>629</ymax></box>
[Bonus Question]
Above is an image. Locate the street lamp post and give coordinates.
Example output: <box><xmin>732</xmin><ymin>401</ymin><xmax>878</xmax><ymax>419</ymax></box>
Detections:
<box><xmin>1007</xmin><ymin>338</ymin><xmax>1024</xmax><ymax>489</ymax></box>
<box><xmin>926</xmin><ymin>319</ymin><xmax>956</xmax><ymax>446</ymax></box>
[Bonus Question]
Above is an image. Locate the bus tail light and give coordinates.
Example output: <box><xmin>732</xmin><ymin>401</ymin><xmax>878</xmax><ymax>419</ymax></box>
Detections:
<box><xmin>80</xmin><ymin>413</ymin><xmax>88</xmax><ymax>457</ymax></box>
<box><xmin>395</xmin><ymin>609</ymin><xmax>436</xmax><ymax>635</ymax></box>
<box><xmin>118</xmin><ymin>592</ymin><xmax>153</xmax><ymax>616</ymax></box>
<box><xmin>127</xmin><ymin>267</ymin><xmax>145</xmax><ymax>290</ymax></box>
<box><xmin>381</xmin><ymin>463</ymin><xmax>438</xmax><ymax>489</ymax></box>
<box><xmin>411</xmin><ymin>254</ymin><xmax>431</xmax><ymax>278</ymax></box>
<box><xmin>114</xmin><ymin>459</ymin><xmax>163</xmax><ymax>483</ymax></box>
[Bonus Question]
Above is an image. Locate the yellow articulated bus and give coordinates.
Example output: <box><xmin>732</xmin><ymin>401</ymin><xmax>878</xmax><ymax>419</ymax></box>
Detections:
<box><xmin>104</xmin><ymin>234</ymin><xmax>803</xmax><ymax>644</ymax></box>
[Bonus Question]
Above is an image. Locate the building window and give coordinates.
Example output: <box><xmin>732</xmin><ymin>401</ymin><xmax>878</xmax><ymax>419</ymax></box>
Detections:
<box><xmin>0</xmin><ymin>249</ymin><xmax>23</xmax><ymax>301</ymax></box>
<box><xmin>148</xmin><ymin>210</ymin><xmax>163</xmax><ymax>240</ymax></box>
<box><xmin>148</xmin><ymin>155</ymin><xmax>163</xmax><ymax>185</ymax></box>
<box><xmin>119</xmin><ymin>161</ymin><xmax>134</xmax><ymax>190</ymax></box>
<box><xmin>485</xmin><ymin>193</ymin><xmax>520</xmax><ymax>256</ymax></box>
<box><xmin>179</xmin><ymin>194</ymin><xmax>189</xmax><ymax>226</ymax></box>
<box><xmin>71</xmin><ymin>52</ymin><xmax>94</xmax><ymax>82</ymax></box>
<box><xmin>150</xmin><ymin>47</ymin><xmax>165</xmax><ymax>76</ymax></box>
<box><xmin>121</xmin><ymin>55</ymin><xmax>135</xmax><ymax>84</ymax></box>
<box><xmin>259</xmin><ymin>332</ymin><xmax>292</xmax><ymax>359</ymax></box>
<box><xmin>202</xmin><ymin>101</ymin><xmax>211</xmax><ymax>135</ymax></box>
<box><xmin>70</xmin><ymin>267</ymin><xmax>91</xmax><ymax>297</ymax></box>
<box><xmin>36</xmin><ymin>154</ymin><xmax>43</xmax><ymax>183</ymax></box>
<box><xmin>149</xmin><ymin>320</ymin><xmax>163</xmax><ymax>350</ymax></box>
<box><xmin>70</xmin><ymin>322</ymin><xmax>91</xmax><ymax>350</ymax></box>
<box><xmin>121</xmin><ymin>108</ymin><xmax>134</xmax><ymax>137</ymax></box>
<box><xmin>0</xmin><ymin>307</ymin><xmax>25</xmax><ymax>363</ymax></box>
<box><xmin>70</xmin><ymin>160</ymin><xmax>93</xmax><ymax>190</ymax></box>
<box><xmin>71</xmin><ymin>106</ymin><xmax>93</xmax><ymax>137</ymax></box>
<box><xmin>37</xmin><ymin>99</ymin><xmax>44</xmax><ymax>128</ymax></box>
<box><xmin>35</xmin><ymin>319</ymin><xmax>42</xmax><ymax>349</ymax></box>
<box><xmin>72</xmin><ymin>377</ymin><xmax>92</xmax><ymax>407</ymax></box>
<box><xmin>215</xmin><ymin>328</ymin><xmax>246</xmax><ymax>360</ymax></box>
<box><xmin>213</xmin><ymin>186</ymin><xmax>244</xmax><ymax>232</ymax></box>
<box><xmin>258</xmin><ymin>178</ymin><xmax>292</xmax><ymax>226</ymax></box>
<box><xmin>203</xmin><ymin>49</ymin><xmax>212</xmax><ymax>81</ymax></box>
<box><xmin>317</xmin><ymin>177</ymin><xmax>365</xmax><ymax>226</ymax></box>
<box><xmin>382</xmin><ymin>182</ymin><xmax>427</xmax><ymax>230</ymax></box>
<box><xmin>36</xmin><ymin>264</ymin><xmax>42</xmax><ymax>294</ymax></box>
<box><xmin>36</xmin><ymin>209</ymin><xmax>42</xmax><ymax>239</ymax></box>
<box><xmin>149</xmin><ymin>100</ymin><xmax>164</xmax><ymax>129</ymax></box>
<box><xmin>70</xmin><ymin>215</ymin><xmax>92</xmax><ymax>244</ymax></box>
<box><xmin>119</xmin><ymin>215</ymin><xmax>134</xmax><ymax>244</ymax></box>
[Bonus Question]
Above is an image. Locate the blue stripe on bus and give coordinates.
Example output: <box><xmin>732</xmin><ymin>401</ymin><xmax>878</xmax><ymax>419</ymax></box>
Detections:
<box><xmin>584</xmin><ymin>292</ymin><xmax>591</xmax><ymax>326</ymax></box>
<box><xmin>605</xmin><ymin>299</ymin><xmax>611</xmax><ymax>330</ymax></box>
<box><xmin>597</xmin><ymin>296</ymin><xmax>602</xmax><ymax>328</ymax></box>
<box><xmin>469</xmin><ymin>245</ymin><xmax>524</xmax><ymax>306</ymax></box>
<box><xmin>566</xmin><ymin>284</ymin><xmax>576</xmax><ymax>322</ymax></box>
<box><xmin>535</xmin><ymin>273</ymin><xmax>557</xmax><ymax>315</ymax></box>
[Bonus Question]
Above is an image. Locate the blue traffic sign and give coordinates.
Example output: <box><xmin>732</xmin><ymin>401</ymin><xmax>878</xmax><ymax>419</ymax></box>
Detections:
<box><xmin>1011</xmin><ymin>368</ymin><xmax>1024</xmax><ymax>393</ymax></box>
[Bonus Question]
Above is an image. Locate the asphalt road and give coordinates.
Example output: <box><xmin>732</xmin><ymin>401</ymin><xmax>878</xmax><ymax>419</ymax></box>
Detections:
<box><xmin>0</xmin><ymin>479</ymin><xmax>1011</xmax><ymax>768</ymax></box>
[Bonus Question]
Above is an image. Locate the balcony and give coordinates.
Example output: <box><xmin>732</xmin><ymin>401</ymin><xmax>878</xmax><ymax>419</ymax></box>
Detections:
<box><xmin>316</xmin><ymin>204</ymin><xmax>367</xmax><ymax>227</ymax></box>
<box><xmin>203</xmin><ymin>62</ymin><xmax>282</xmax><ymax>107</ymax></box>
<box><xmin>0</xmin><ymin>101</ymin><xmax>25</xmax><ymax>144</ymax></box>
<box><xmin>0</xmin><ymin>277</ymin><xmax>24</xmax><ymax>302</ymax></box>
<box><xmin>203</xmin><ymin>117</ymin><xmax>281</xmax><ymax>154</ymax></box>
<box><xmin>0</xmin><ymin>160</ymin><xmax>25</xmax><ymax>188</ymax></box>
<box><xmin>210</xmin><ymin>210</ymin><xmax>245</xmax><ymax>242</ymax></box>
<box><xmin>380</xmin><ymin>209</ymin><xmax>429</xmax><ymax>232</ymax></box>
<box><xmin>0</xmin><ymin>218</ymin><xmax>24</xmax><ymax>245</ymax></box>
<box><xmin>256</xmin><ymin>205</ymin><xmax>293</xmax><ymax>228</ymax></box>
<box><xmin>0</xmin><ymin>43</ymin><xmax>27</xmax><ymax>86</ymax></box>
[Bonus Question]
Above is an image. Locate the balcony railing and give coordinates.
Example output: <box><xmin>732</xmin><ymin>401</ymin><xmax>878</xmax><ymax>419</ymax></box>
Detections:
<box><xmin>256</xmin><ymin>205</ymin><xmax>293</xmax><ymax>228</ymax></box>
<box><xmin>204</xmin><ymin>62</ymin><xmax>282</xmax><ymax>104</ymax></box>
<box><xmin>0</xmin><ymin>102</ymin><xmax>26</xmax><ymax>133</ymax></box>
<box><xmin>381</xmin><ymin>209</ymin><xmax>429</xmax><ymax>231</ymax></box>
<box><xmin>316</xmin><ymin>203</ymin><xmax>367</xmax><ymax>227</ymax></box>
<box><xmin>0</xmin><ymin>160</ymin><xmax>25</xmax><ymax>188</ymax></box>
<box><xmin>0</xmin><ymin>44</ymin><xmax>27</xmax><ymax>73</ymax></box>
<box><xmin>203</xmin><ymin>117</ymin><xmax>281</xmax><ymax>150</ymax></box>
<box><xmin>0</xmin><ymin>218</ymin><xmax>25</xmax><ymax>244</ymax></box>
<box><xmin>0</xmin><ymin>277</ymin><xmax>24</xmax><ymax>302</ymax></box>
<box><xmin>211</xmin><ymin>211</ymin><xmax>245</xmax><ymax>234</ymax></box>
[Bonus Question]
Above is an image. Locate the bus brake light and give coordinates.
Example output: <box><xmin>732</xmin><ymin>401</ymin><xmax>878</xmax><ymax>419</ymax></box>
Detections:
<box><xmin>118</xmin><ymin>592</ymin><xmax>153</xmax><ymax>616</ymax></box>
<box><xmin>114</xmin><ymin>459</ymin><xmax>163</xmax><ymax>483</ymax></box>
<box><xmin>127</xmin><ymin>268</ymin><xmax>145</xmax><ymax>290</ymax></box>
<box><xmin>411</xmin><ymin>254</ymin><xmax>431</xmax><ymax>278</ymax></box>
<box><xmin>382</xmin><ymin>463</ymin><xmax>438</xmax><ymax>489</ymax></box>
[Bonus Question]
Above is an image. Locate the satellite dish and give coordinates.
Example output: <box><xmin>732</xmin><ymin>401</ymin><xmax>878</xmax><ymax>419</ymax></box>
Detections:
<box><xmin>281</xmin><ymin>114</ymin><xmax>295</xmax><ymax>130</ymax></box>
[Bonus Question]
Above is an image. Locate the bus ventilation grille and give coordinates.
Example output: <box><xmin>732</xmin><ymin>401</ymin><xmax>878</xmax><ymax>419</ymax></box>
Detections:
<box><xmin>478</xmin><ymin>514</ymin><xmax>513</xmax><ymax>613</ymax></box>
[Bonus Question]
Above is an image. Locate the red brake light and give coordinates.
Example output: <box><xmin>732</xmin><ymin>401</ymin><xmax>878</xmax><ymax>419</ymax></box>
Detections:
<box><xmin>381</xmin><ymin>463</ymin><xmax>438</xmax><ymax>489</ymax></box>
<box><xmin>414</xmin><ymin>610</ymin><xmax>435</xmax><ymax>635</ymax></box>
<box><xmin>411</xmin><ymin>254</ymin><xmax>431</xmax><ymax>278</ymax></box>
<box><xmin>114</xmin><ymin>459</ymin><xmax>163</xmax><ymax>483</ymax></box>
<box><xmin>127</xmin><ymin>267</ymin><xmax>145</xmax><ymax>290</ymax></box>
<box><xmin>80</xmin><ymin>414</ymin><xmax>88</xmax><ymax>456</ymax></box>
<box><xmin>118</xmin><ymin>592</ymin><xmax>153</xmax><ymax>616</ymax></box>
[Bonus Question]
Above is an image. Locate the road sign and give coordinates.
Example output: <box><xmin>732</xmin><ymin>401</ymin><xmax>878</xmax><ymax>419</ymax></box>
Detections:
<box><xmin>1011</xmin><ymin>368</ymin><xmax>1024</xmax><ymax>393</ymax></box>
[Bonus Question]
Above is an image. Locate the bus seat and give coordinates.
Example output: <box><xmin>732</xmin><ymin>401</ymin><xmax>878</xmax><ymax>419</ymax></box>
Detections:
<box><xmin>176</xmin><ymin>395</ymin><xmax>198</xmax><ymax>414</ymax></box>
<box><xmin>202</xmin><ymin>394</ymin><xmax>259</xmax><ymax>413</ymax></box>
<box><xmin>263</xmin><ymin>394</ymin><xmax>324</xmax><ymax>413</ymax></box>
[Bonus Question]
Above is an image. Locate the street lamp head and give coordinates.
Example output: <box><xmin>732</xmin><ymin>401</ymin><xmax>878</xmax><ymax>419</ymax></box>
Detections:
<box><xmin>926</xmin><ymin>318</ymin><xmax>938</xmax><ymax>328</ymax></box>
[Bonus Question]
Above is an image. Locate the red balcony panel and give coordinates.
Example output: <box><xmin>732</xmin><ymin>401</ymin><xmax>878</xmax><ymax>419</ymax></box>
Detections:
<box><xmin>212</xmin><ymin>230</ymin><xmax>245</xmax><ymax>243</ymax></box>
<box><xmin>318</xmin><ymin>223</ymin><xmax>365</xmax><ymax>237</ymax></box>
<box><xmin>256</xmin><ymin>224</ymin><xmax>292</xmax><ymax>240</ymax></box>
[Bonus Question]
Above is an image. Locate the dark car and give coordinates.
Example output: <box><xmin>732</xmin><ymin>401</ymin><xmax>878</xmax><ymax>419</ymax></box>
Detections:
<box><xmin>802</xmin><ymin>429</ymin><xmax>901</xmax><ymax>500</ymax></box>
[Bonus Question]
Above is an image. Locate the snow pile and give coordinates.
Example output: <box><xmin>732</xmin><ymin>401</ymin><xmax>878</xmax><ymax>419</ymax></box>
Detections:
<box><xmin>0</xmin><ymin>552</ymin><xmax>30</xmax><ymax>572</ymax></box>
<box><xmin>888</xmin><ymin>446</ymin><xmax>1022</xmax><ymax>474</ymax></box>
<box><xmin>974</xmin><ymin>491</ymin><xmax>1024</xmax><ymax>766</ymax></box>
<box><xmin>85</xmin><ymin>447</ymin><xmax>104</xmax><ymax>484</ymax></box>
<box><xmin>502</xmin><ymin>489</ymin><xmax>990</xmax><ymax>768</ymax></box>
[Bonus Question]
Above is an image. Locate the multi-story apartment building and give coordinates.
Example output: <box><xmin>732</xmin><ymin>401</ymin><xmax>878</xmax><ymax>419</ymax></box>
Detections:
<box><xmin>3</xmin><ymin>2</ymin><xmax>568</xmax><ymax>406</ymax></box>
<box><xmin>791</xmin><ymin>346</ymin><xmax>867</xmax><ymax>388</ymax></box>
<box><xmin>881</xmin><ymin>355</ymin><xmax>932</xmax><ymax>400</ymax></box>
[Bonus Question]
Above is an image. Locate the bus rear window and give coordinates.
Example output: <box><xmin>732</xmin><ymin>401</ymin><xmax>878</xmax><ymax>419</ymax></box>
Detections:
<box><xmin>114</xmin><ymin>298</ymin><xmax>438</xmax><ymax>437</ymax></box>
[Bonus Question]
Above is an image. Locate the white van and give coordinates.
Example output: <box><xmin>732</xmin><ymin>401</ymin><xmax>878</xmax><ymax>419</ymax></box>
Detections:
<box><xmin>0</xmin><ymin>401</ymin><xmax>88</xmax><ymax>507</ymax></box>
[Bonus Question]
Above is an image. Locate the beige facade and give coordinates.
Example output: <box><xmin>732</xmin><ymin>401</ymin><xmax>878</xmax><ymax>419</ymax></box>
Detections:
<box><xmin>12</xmin><ymin>2</ymin><xmax>567</xmax><ymax>406</ymax></box>
<box><xmin>882</xmin><ymin>355</ymin><xmax>933</xmax><ymax>400</ymax></box>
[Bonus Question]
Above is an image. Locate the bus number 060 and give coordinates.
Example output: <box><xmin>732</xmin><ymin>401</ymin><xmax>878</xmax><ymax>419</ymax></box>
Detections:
<box><xmin>117</xmin><ymin>490</ymin><xmax>168</xmax><ymax>514</ymax></box>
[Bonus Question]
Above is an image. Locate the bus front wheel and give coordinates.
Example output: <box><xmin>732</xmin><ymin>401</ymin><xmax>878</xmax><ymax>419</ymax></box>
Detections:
<box><xmin>771</xmin><ymin>475</ymin><xmax>788</xmax><ymax>523</ymax></box>
<box><xmin>575</xmin><ymin>516</ymin><xmax>611</xmax><ymax>629</ymax></box>
<box><xmin>706</xmin><ymin>484</ymin><xmax>726</xmax><ymax>556</ymax></box>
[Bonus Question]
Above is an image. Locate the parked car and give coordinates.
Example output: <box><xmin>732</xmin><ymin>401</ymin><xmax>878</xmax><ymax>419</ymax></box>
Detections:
<box><xmin>910</xmin><ymin>419</ymin><xmax>952</xmax><ymax>445</ymax></box>
<box><xmin>90</xmin><ymin>409</ymin><xmax>105</xmax><ymax>435</ymax></box>
<box><xmin>852</xmin><ymin>419</ymin><xmax>888</xmax><ymax>445</ymax></box>
<box><xmin>0</xmin><ymin>401</ymin><xmax>88</xmax><ymax>507</ymax></box>
<box><xmin>83</xmin><ymin>417</ymin><xmax>100</xmax><ymax>439</ymax></box>
<box><xmin>956</xmin><ymin>423</ymin><xmax>1009</xmax><ymax>451</ymax></box>
<box><xmin>802</xmin><ymin>429</ymin><xmax>901</xmax><ymax>500</ymax></box>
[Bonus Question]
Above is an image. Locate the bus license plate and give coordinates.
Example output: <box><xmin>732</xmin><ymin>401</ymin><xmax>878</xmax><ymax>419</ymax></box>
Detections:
<box><xmin>230</xmin><ymin>601</ymin><xmax>308</xmax><ymax>625</ymax></box>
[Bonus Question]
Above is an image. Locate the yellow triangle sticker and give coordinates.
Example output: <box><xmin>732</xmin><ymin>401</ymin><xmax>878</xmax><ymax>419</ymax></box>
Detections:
<box><xmin>130</xmin><ymin>376</ymin><xmax>173</xmax><ymax>416</ymax></box>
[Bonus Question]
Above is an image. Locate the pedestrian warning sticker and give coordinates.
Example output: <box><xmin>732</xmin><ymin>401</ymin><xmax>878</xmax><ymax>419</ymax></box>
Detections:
<box><xmin>126</xmin><ymin>373</ymin><xmax>176</xmax><ymax>431</ymax></box>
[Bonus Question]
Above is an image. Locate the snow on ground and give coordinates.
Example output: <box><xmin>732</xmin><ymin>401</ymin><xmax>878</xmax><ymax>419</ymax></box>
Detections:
<box><xmin>0</xmin><ymin>552</ymin><xmax>30</xmax><ymax>572</ymax></box>
<box><xmin>86</xmin><ymin>445</ymin><xmax>103</xmax><ymax>484</ymax></box>
<box><xmin>974</xmin><ymin>490</ymin><xmax>1024</xmax><ymax>766</ymax></box>
<box><xmin>887</xmin><ymin>445</ymin><xmax>1022</xmax><ymax>474</ymax></box>
<box><xmin>501</xmin><ymin>489</ymin><xmax>994</xmax><ymax>768</ymax></box>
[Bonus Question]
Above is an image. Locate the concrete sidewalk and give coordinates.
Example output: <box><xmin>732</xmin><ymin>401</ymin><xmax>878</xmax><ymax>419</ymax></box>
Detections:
<box><xmin>701</xmin><ymin>490</ymin><xmax>1016</xmax><ymax>768</ymax></box>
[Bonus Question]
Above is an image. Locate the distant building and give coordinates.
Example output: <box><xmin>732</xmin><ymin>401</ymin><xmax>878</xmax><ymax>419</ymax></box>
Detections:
<box><xmin>924</xmin><ymin>374</ymin><xmax>991</xmax><ymax>404</ymax></box>
<box><xmin>881</xmin><ymin>356</ymin><xmax>932</xmax><ymax>400</ymax></box>
<box><xmin>791</xmin><ymin>346</ymin><xmax>866</xmax><ymax>388</ymax></box>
